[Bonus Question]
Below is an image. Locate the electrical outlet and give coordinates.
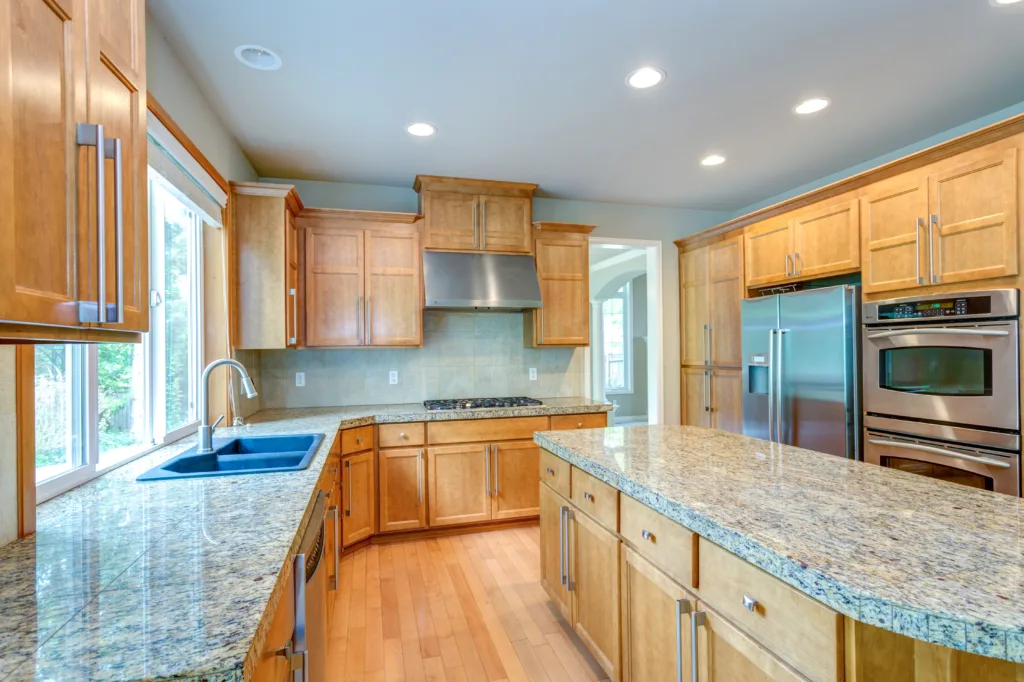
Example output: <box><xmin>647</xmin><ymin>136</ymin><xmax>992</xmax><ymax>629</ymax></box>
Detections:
<box><xmin>389</xmin><ymin>370</ymin><xmax>399</xmax><ymax>385</ymax></box>
<box><xmin>529</xmin><ymin>367</ymin><xmax>537</xmax><ymax>381</ymax></box>
<box><xmin>295</xmin><ymin>372</ymin><xmax>305</xmax><ymax>387</ymax></box>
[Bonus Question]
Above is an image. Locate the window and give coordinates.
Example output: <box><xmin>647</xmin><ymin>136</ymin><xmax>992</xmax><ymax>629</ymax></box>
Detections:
<box><xmin>35</xmin><ymin>170</ymin><xmax>204</xmax><ymax>501</ymax></box>
<box><xmin>603</xmin><ymin>282</ymin><xmax>633</xmax><ymax>394</ymax></box>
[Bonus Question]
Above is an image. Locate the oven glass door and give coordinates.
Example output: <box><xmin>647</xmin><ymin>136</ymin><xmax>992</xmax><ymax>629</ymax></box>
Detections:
<box><xmin>863</xmin><ymin>322</ymin><xmax>1019</xmax><ymax>431</ymax></box>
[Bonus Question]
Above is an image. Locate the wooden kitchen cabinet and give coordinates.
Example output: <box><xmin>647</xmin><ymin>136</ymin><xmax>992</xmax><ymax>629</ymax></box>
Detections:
<box><xmin>342</xmin><ymin>450</ymin><xmax>376</xmax><ymax>547</ymax></box>
<box><xmin>681</xmin><ymin>368</ymin><xmax>742</xmax><ymax>433</ymax></box>
<box><xmin>0</xmin><ymin>0</ymin><xmax>148</xmax><ymax>340</ymax></box>
<box><xmin>860</xmin><ymin>173</ymin><xmax>930</xmax><ymax>294</ymax></box>
<box><xmin>539</xmin><ymin>482</ymin><xmax>572</xmax><ymax>621</ymax></box>
<box><xmin>681</xmin><ymin>367</ymin><xmax>710</xmax><ymax>428</ymax></box>
<box><xmin>299</xmin><ymin>208</ymin><xmax>423</xmax><ymax>348</ymax></box>
<box><xmin>791</xmin><ymin>197</ymin><xmax>860</xmax><ymax>279</ymax></box>
<box><xmin>744</xmin><ymin>216</ymin><xmax>793</xmax><ymax>288</ymax></box>
<box><xmin>251</xmin><ymin>562</ymin><xmax>296</xmax><ymax>682</ymax></box>
<box><xmin>680</xmin><ymin>246</ymin><xmax>710</xmax><ymax>366</ymax></box>
<box><xmin>571</xmin><ymin>502</ymin><xmax>621</xmax><ymax>680</ymax></box>
<box><xmin>526</xmin><ymin>223</ymin><xmax>596</xmax><ymax>347</ymax></box>
<box><xmin>415</xmin><ymin>175</ymin><xmax>537</xmax><ymax>254</ymax></box>
<box><xmin>232</xmin><ymin>182</ymin><xmax>305</xmax><ymax>349</ymax></box>
<box><xmin>694</xmin><ymin>602</ymin><xmax>806</xmax><ymax>682</ymax></box>
<box><xmin>681</xmin><ymin>236</ymin><xmax>744</xmax><ymax>368</ymax></box>
<box><xmin>378</xmin><ymin>447</ymin><xmax>426</xmax><ymax>533</ymax></box>
<box><xmin>490</xmin><ymin>440</ymin><xmax>541</xmax><ymax>520</ymax></box>
<box><xmin>621</xmin><ymin>546</ymin><xmax>695</xmax><ymax>682</ymax></box>
<box><xmin>427</xmin><ymin>443</ymin><xmax>491</xmax><ymax>527</ymax></box>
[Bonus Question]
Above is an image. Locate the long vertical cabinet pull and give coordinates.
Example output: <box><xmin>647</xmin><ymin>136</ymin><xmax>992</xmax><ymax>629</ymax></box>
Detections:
<box><xmin>564</xmin><ymin>507</ymin><xmax>575</xmax><ymax>591</ymax></box>
<box><xmin>767</xmin><ymin>329</ymin><xmax>776</xmax><ymax>443</ymax></box>
<box><xmin>676</xmin><ymin>599</ymin><xmax>692</xmax><ymax>682</ymax></box>
<box><xmin>473</xmin><ymin>200</ymin><xmax>480</xmax><ymax>249</ymax></box>
<box><xmin>76</xmin><ymin>123</ymin><xmax>106</xmax><ymax>323</ymax></box>
<box><xmin>293</xmin><ymin>552</ymin><xmax>310</xmax><ymax>682</ymax></box>
<box><xmin>345</xmin><ymin>460</ymin><xmax>353</xmax><ymax>517</ymax></box>
<box><xmin>481</xmin><ymin>200</ymin><xmax>487</xmax><ymax>250</ymax></box>
<box><xmin>691</xmin><ymin>610</ymin><xmax>707</xmax><ymax>682</ymax></box>
<box><xmin>706</xmin><ymin>324</ymin><xmax>713</xmax><ymax>365</ymax></box>
<box><xmin>289</xmin><ymin>288</ymin><xmax>298</xmax><ymax>345</ymax></box>
<box><xmin>328</xmin><ymin>505</ymin><xmax>339</xmax><ymax>590</ymax></box>
<box><xmin>492</xmin><ymin>445</ymin><xmax>499</xmax><ymax>496</ymax></box>
<box><xmin>794</xmin><ymin>252</ymin><xmax>803</xmax><ymax>276</ymax></box>
<box><xmin>785</xmin><ymin>253</ymin><xmax>793</xmax><ymax>278</ymax></box>
<box><xmin>558</xmin><ymin>505</ymin><xmax>567</xmax><ymax>585</ymax></box>
<box><xmin>915</xmin><ymin>217</ymin><xmax>925</xmax><ymax>285</ymax></box>
<box><xmin>929</xmin><ymin>214</ymin><xmax>940</xmax><ymax>283</ymax></box>
<box><xmin>417</xmin><ymin>449</ymin><xmax>424</xmax><ymax>503</ymax></box>
<box><xmin>483</xmin><ymin>446</ymin><xmax>490</xmax><ymax>497</ymax></box>
<box><xmin>366</xmin><ymin>297</ymin><xmax>372</xmax><ymax>344</ymax></box>
<box><xmin>701</xmin><ymin>324</ymin><xmax>708</xmax><ymax>365</ymax></box>
<box><xmin>104</xmin><ymin>137</ymin><xmax>124</xmax><ymax>323</ymax></box>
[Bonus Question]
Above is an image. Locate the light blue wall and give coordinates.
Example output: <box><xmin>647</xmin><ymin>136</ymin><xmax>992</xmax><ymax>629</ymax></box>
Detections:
<box><xmin>146</xmin><ymin>12</ymin><xmax>257</xmax><ymax>183</ymax></box>
<box><xmin>734</xmin><ymin>99</ymin><xmax>1024</xmax><ymax>217</ymax></box>
<box><xmin>260</xmin><ymin>178</ymin><xmax>419</xmax><ymax>213</ymax></box>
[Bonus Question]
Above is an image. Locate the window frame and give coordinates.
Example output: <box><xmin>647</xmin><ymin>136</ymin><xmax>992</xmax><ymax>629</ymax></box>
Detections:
<box><xmin>603</xmin><ymin>281</ymin><xmax>634</xmax><ymax>395</ymax></box>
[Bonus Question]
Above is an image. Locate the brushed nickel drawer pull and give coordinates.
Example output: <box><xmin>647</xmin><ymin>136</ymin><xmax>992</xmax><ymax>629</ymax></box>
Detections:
<box><xmin>546</xmin><ymin>467</ymin><xmax>555</xmax><ymax>476</ymax></box>
<box><xmin>583</xmin><ymin>491</ymin><xmax>594</xmax><ymax>502</ymax></box>
<box><xmin>743</xmin><ymin>594</ymin><xmax>759</xmax><ymax>612</ymax></box>
<box><xmin>641</xmin><ymin>529</ymin><xmax>655</xmax><ymax>542</ymax></box>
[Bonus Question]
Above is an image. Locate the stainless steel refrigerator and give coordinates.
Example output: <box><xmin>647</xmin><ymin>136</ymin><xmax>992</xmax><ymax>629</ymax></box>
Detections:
<box><xmin>741</xmin><ymin>285</ymin><xmax>861</xmax><ymax>458</ymax></box>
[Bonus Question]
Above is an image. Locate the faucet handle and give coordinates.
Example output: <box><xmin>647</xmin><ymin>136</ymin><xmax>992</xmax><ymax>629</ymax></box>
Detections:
<box><xmin>211</xmin><ymin>414</ymin><xmax>225</xmax><ymax>431</ymax></box>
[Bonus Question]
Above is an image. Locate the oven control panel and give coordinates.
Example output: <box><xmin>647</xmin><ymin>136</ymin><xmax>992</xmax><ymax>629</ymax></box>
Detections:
<box><xmin>876</xmin><ymin>296</ymin><xmax>991</xmax><ymax>320</ymax></box>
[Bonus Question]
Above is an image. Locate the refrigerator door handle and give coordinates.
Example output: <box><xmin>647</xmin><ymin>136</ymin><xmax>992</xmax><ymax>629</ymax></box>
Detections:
<box><xmin>767</xmin><ymin>329</ymin><xmax>775</xmax><ymax>443</ymax></box>
<box><xmin>776</xmin><ymin>329</ymin><xmax>787</xmax><ymax>444</ymax></box>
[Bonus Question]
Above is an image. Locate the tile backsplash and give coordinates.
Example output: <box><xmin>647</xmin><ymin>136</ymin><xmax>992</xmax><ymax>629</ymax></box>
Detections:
<box><xmin>259</xmin><ymin>312</ymin><xmax>583</xmax><ymax>409</ymax></box>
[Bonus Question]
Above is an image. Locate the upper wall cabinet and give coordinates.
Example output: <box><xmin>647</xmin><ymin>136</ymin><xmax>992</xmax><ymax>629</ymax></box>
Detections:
<box><xmin>861</xmin><ymin>139</ymin><xmax>1019</xmax><ymax>294</ymax></box>
<box><xmin>415</xmin><ymin>176</ymin><xmax>537</xmax><ymax>254</ymax></box>
<box><xmin>232</xmin><ymin>182</ymin><xmax>304</xmax><ymax>350</ymax></box>
<box><xmin>526</xmin><ymin>222</ymin><xmax>596</xmax><ymax>347</ymax></box>
<box><xmin>681</xmin><ymin>235</ymin><xmax>745</xmax><ymax>368</ymax></box>
<box><xmin>299</xmin><ymin>209</ymin><xmax>423</xmax><ymax>348</ymax></box>
<box><xmin>0</xmin><ymin>0</ymin><xmax>148</xmax><ymax>342</ymax></box>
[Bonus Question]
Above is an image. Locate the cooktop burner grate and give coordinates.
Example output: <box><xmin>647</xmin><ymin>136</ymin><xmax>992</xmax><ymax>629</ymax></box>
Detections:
<box><xmin>423</xmin><ymin>397</ymin><xmax>543</xmax><ymax>411</ymax></box>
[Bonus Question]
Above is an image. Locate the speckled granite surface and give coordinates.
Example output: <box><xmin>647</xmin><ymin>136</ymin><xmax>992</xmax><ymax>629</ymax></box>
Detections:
<box><xmin>534</xmin><ymin>425</ymin><xmax>1024</xmax><ymax>662</ymax></box>
<box><xmin>0</xmin><ymin>398</ymin><xmax>608</xmax><ymax>681</ymax></box>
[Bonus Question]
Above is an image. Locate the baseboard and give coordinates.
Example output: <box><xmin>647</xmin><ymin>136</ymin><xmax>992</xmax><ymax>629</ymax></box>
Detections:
<box><xmin>367</xmin><ymin>516</ymin><xmax>539</xmax><ymax>545</ymax></box>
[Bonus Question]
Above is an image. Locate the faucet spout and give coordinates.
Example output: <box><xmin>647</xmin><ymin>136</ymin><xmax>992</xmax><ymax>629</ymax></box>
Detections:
<box><xmin>197</xmin><ymin>358</ymin><xmax>258</xmax><ymax>454</ymax></box>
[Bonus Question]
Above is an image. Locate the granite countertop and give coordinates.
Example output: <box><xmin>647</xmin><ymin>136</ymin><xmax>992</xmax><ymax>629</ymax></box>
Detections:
<box><xmin>534</xmin><ymin>425</ymin><xmax>1024</xmax><ymax>663</ymax></box>
<box><xmin>0</xmin><ymin>398</ymin><xmax>608</xmax><ymax>682</ymax></box>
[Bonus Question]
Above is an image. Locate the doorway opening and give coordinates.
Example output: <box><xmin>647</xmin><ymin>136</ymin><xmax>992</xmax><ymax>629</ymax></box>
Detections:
<box><xmin>586</xmin><ymin>238</ymin><xmax>663</xmax><ymax>425</ymax></box>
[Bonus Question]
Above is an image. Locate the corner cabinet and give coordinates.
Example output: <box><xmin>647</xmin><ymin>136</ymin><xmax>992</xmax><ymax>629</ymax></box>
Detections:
<box><xmin>299</xmin><ymin>209</ymin><xmax>423</xmax><ymax>348</ymax></box>
<box><xmin>0</xmin><ymin>0</ymin><xmax>148</xmax><ymax>341</ymax></box>
<box><xmin>415</xmin><ymin>175</ymin><xmax>537</xmax><ymax>254</ymax></box>
<box><xmin>232</xmin><ymin>182</ymin><xmax>304</xmax><ymax>349</ymax></box>
<box><xmin>526</xmin><ymin>222</ymin><xmax>596</xmax><ymax>347</ymax></box>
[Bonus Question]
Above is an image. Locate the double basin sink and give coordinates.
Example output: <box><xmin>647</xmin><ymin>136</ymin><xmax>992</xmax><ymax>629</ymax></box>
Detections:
<box><xmin>138</xmin><ymin>433</ymin><xmax>325</xmax><ymax>481</ymax></box>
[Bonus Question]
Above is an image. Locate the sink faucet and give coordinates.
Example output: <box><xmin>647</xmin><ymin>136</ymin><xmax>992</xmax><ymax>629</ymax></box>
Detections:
<box><xmin>198</xmin><ymin>358</ymin><xmax>259</xmax><ymax>454</ymax></box>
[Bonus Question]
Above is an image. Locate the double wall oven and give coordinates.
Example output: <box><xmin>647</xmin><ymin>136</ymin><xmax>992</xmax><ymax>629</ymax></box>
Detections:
<box><xmin>862</xmin><ymin>289</ymin><xmax>1021</xmax><ymax>496</ymax></box>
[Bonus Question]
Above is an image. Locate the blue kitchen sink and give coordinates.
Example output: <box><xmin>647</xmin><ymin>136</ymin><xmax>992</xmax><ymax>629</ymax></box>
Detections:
<box><xmin>138</xmin><ymin>434</ymin><xmax>325</xmax><ymax>481</ymax></box>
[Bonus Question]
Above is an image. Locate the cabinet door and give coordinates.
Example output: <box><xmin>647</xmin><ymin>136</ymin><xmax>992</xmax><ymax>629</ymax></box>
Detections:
<box><xmin>427</xmin><ymin>444</ymin><xmax>491</xmax><ymax>527</ymax></box>
<box><xmin>88</xmin><ymin>0</ymin><xmax>148</xmax><ymax>332</ymax></box>
<box><xmin>534</xmin><ymin>236</ymin><xmax>589</xmax><ymax>346</ymax></box>
<box><xmin>571</xmin><ymin>506</ymin><xmax>621</xmax><ymax>680</ymax></box>
<box><xmin>480</xmin><ymin>195</ymin><xmax>532</xmax><ymax>253</ymax></box>
<box><xmin>342</xmin><ymin>451</ymin><xmax>375</xmax><ymax>547</ymax></box>
<box><xmin>621</xmin><ymin>546</ymin><xmax>695</xmax><ymax>682</ymax></box>
<box><xmin>708</xmin><ymin>237</ymin><xmax>744</xmax><ymax>367</ymax></box>
<box><xmin>251</xmin><ymin>561</ymin><xmax>296</xmax><ymax>682</ymax></box>
<box><xmin>695</xmin><ymin>602</ymin><xmax>806</xmax><ymax>682</ymax></box>
<box><xmin>539</xmin><ymin>483</ymin><xmax>572</xmax><ymax>622</ymax></box>
<box><xmin>491</xmin><ymin>440</ymin><xmax>541</xmax><ymax>520</ymax></box>
<box><xmin>680</xmin><ymin>247</ymin><xmax>709</xmax><ymax>366</ymax></box>
<box><xmin>711</xmin><ymin>369</ymin><xmax>743</xmax><ymax>434</ymax></box>
<box><xmin>423</xmin><ymin>191</ymin><xmax>478</xmax><ymax>250</ymax></box>
<box><xmin>378</xmin><ymin>447</ymin><xmax>426</xmax><ymax>533</ymax></box>
<box><xmin>791</xmin><ymin>198</ymin><xmax>859</xmax><ymax>279</ymax></box>
<box><xmin>286</xmin><ymin>208</ymin><xmax>299</xmax><ymax>347</ymax></box>
<box><xmin>745</xmin><ymin>218</ymin><xmax>792</xmax><ymax>288</ymax></box>
<box><xmin>682</xmin><ymin>367</ymin><xmax>710</xmax><ymax>428</ymax></box>
<box><xmin>0</xmin><ymin>0</ymin><xmax>87</xmax><ymax>328</ymax></box>
<box><xmin>366</xmin><ymin>229</ymin><xmax>422</xmax><ymax>346</ymax></box>
<box><xmin>860</xmin><ymin>174</ymin><xmax>929</xmax><ymax>294</ymax></box>
<box><xmin>306</xmin><ymin>227</ymin><xmax>364</xmax><ymax>347</ymax></box>
<box><xmin>929</xmin><ymin>145</ymin><xmax>1018</xmax><ymax>285</ymax></box>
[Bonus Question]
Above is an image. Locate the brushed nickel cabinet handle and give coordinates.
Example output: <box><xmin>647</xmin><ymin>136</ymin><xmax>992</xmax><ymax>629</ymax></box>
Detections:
<box><xmin>691</xmin><ymin>610</ymin><xmax>707</xmax><ymax>682</ymax></box>
<box><xmin>559</xmin><ymin>505</ymin><xmax>567</xmax><ymax>585</ymax></box>
<box><xmin>328</xmin><ymin>506</ymin><xmax>339</xmax><ymax>590</ymax></box>
<box><xmin>483</xmin><ymin>446</ymin><xmax>490</xmax><ymax>497</ymax></box>
<box><xmin>481</xmin><ymin>199</ymin><xmax>487</xmax><ymax>250</ymax></box>
<box><xmin>289</xmin><ymin>288</ymin><xmax>297</xmax><ymax>345</ymax></box>
<box><xmin>105</xmin><ymin>136</ymin><xmax>124</xmax><ymax>323</ymax></box>
<box><xmin>492</xmin><ymin>444</ymin><xmax>499</xmax><ymax>496</ymax></box>
<box><xmin>915</xmin><ymin>217</ymin><xmax>924</xmax><ymax>284</ymax></box>
<box><xmin>676</xmin><ymin>598</ymin><xmax>692</xmax><ymax>682</ymax></box>
<box><xmin>743</xmin><ymin>594</ymin><xmax>759</xmax><ymax>612</ymax></box>
<box><xmin>929</xmin><ymin>214</ymin><xmax>939</xmax><ymax>283</ymax></box>
<box><xmin>641</xmin><ymin>529</ymin><xmax>655</xmax><ymax>542</ymax></box>
<box><xmin>76</xmin><ymin>123</ymin><xmax>106</xmax><ymax>323</ymax></box>
<box><xmin>546</xmin><ymin>467</ymin><xmax>555</xmax><ymax>476</ymax></box>
<box><xmin>417</xmin><ymin>449</ymin><xmax>424</xmax><ymax>504</ymax></box>
<box><xmin>345</xmin><ymin>460</ymin><xmax>352</xmax><ymax>517</ymax></box>
<box><xmin>583</xmin><ymin>491</ymin><xmax>594</xmax><ymax>502</ymax></box>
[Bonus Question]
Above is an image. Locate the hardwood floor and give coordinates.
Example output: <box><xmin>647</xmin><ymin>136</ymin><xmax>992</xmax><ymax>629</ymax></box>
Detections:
<box><xmin>328</xmin><ymin>525</ymin><xmax>609</xmax><ymax>682</ymax></box>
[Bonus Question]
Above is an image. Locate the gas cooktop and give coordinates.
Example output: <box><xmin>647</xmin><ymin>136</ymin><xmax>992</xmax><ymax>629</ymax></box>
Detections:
<box><xmin>423</xmin><ymin>397</ymin><xmax>543</xmax><ymax>411</ymax></box>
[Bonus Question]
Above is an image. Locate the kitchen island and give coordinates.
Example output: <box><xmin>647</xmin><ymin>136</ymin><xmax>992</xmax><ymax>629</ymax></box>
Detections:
<box><xmin>534</xmin><ymin>424</ymin><xmax>1024</xmax><ymax>681</ymax></box>
<box><xmin>0</xmin><ymin>398</ymin><xmax>609</xmax><ymax>682</ymax></box>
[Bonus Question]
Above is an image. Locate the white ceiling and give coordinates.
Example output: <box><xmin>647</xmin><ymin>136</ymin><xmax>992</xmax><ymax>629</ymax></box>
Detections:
<box><xmin>149</xmin><ymin>0</ymin><xmax>1024</xmax><ymax>210</ymax></box>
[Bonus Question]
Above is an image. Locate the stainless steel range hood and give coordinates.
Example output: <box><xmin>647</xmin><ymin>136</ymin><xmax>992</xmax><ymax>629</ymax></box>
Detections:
<box><xmin>423</xmin><ymin>251</ymin><xmax>543</xmax><ymax>311</ymax></box>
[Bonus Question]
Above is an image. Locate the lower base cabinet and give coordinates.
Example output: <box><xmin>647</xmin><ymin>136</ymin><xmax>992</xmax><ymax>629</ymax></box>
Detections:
<box><xmin>342</xmin><ymin>450</ymin><xmax>376</xmax><ymax>546</ymax></box>
<box><xmin>491</xmin><ymin>440</ymin><xmax>541</xmax><ymax>519</ymax></box>
<box><xmin>539</xmin><ymin>483</ymin><xmax>573</xmax><ymax>621</ymax></box>
<box><xmin>378</xmin><ymin>447</ymin><xmax>426</xmax><ymax>532</ymax></box>
<box><xmin>695</xmin><ymin>602</ymin><xmax>806</xmax><ymax>682</ymax></box>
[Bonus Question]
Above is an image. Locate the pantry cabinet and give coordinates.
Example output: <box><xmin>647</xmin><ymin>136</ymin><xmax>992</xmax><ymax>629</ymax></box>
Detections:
<box><xmin>299</xmin><ymin>209</ymin><xmax>423</xmax><ymax>348</ymax></box>
<box><xmin>526</xmin><ymin>222</ymin><xmax>596</xmax><ymax>347</ymax></box>
<box><xmin>0</xmin><ymin>0</ymin><xmax>148</xmax><ymax>340</ymax></box>
<box><xmin>680</xmin><ymin>235</ymin><xmax>744</xmax><ymax>367</ymax></box>
<box><xmin>415</xmin><ymin>175</ymin><xmax>537</xmax><ymax>254</ymax></box>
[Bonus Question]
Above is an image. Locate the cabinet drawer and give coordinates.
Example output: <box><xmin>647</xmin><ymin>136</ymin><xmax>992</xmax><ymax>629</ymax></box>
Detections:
<box><xmin>540</xmin><ymin>449</ymin><xmax>570</xmax><ymax>498</ymax></box>
<box><xmin>620</xmin><ymin>494</ymin><xmax>698</xmax><ymax>590</ymax></box>
<box><xmin>427</xmin><ymin>416</ymin><xmax>550</xmax><ymax>444</ymax></box>
<box><xmin>341</xmin><ymin>425</ymin><xmax>374</xmax><ymax>454</ymax></box>
<box><xmin>378</xmin><ymin>423</ymin><xmax>425</xmax><ymax>448</ymax></box>
<box><xmin>698</xmin><ymin>538</ymin><xmax>842</xmax><ymax>682</ymax></box>
<box><xmin>570</xmin><ymin>467</ymin><xmax>618</xmax><ymax>532</ymax></box>
<box><xmin>550</xmin><ymin>413</ymin><xmax>608</xmax><ymax>430</ymax></box>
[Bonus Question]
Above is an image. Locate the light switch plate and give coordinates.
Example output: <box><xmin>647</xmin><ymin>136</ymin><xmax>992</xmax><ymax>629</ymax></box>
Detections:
<box><xmin>295</xmin><ymin>372</ymin><xmax>305</xmax><ymax>387</ymax></box>
<box><xmin>389</xmin><ymin>370</ymin><xmax>399</xmax><ymax>385</ymax></box>
<box><xmin>529</xmin><ymin>367</ymin><xmax>537</xmax><ymax>381</ymax></box>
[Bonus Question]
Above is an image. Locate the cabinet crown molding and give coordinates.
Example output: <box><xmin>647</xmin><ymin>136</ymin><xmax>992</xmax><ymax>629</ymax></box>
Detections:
<box><xmin>230</xmin><ymin>181</ymin><xmax>304</xmax><ymax>214</ymax></box>
<box><xmin>533</xmin><ymin>222</ymin><xmax>598</xmax><ymax>235</ymax></box>
<box><xmin>413</xmin><ymin>174</ymin><xmax>538</xmax><ymax>197</ymax></box>
<box><xmin>297</xmin><ymin>207</ymin><xmax>422</xmax><ymax>226</ymax></box>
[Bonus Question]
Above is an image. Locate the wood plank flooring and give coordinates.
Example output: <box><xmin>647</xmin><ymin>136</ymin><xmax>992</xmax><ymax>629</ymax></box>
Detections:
<box><xmin>327</xmin><ymin>526</ymin><xmax>609</xmax><ymax>682</ymax></box>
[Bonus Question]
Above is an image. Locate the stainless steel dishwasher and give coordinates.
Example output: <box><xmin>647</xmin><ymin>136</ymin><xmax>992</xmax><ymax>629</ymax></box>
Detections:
<box><xmin>288</xmin><ymin>490</ymin><xmax>328</xmax><ymax>682</ymax></box>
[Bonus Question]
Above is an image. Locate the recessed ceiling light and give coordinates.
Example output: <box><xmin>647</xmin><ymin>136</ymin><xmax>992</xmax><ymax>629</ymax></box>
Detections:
<box><xmin>701</xmin><ymin>154</ymin><xmax>726</xmax><ymax>167</ymax></box>
<box><xmin>234</xmin><ymin>45</ymin><xmax>282</xmax><ymax>71</ymax></box>
<box><xmin>993</xmin><ymin>0</ymin><xmax>1022</xmax><ymax>5</ymax></box>
<box><xmin>626</xmin><ymin>66</ymin><xmax>666</xmax><ymax>89</ymax></box>
<box><xmin>794</xmin><ymin>97</ymin><xmax>830</xmax><ymax>115</ymax></box>
<box><xmin>407</xmin><ymin>122</ymin><xmax>436</xmax><ymax>137</ymax></box>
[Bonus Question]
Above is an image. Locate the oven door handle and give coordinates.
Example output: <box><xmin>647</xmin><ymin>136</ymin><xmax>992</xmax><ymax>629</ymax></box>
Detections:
<box><xmin>867</xmin><ymin>439</ymin><xmax>1012</xmax><ymax>469</ymax></box>
<box><xmin>866</xmin><ymin>328</ymin><xmax>1010</xmax><ymax>340</ymax></box>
